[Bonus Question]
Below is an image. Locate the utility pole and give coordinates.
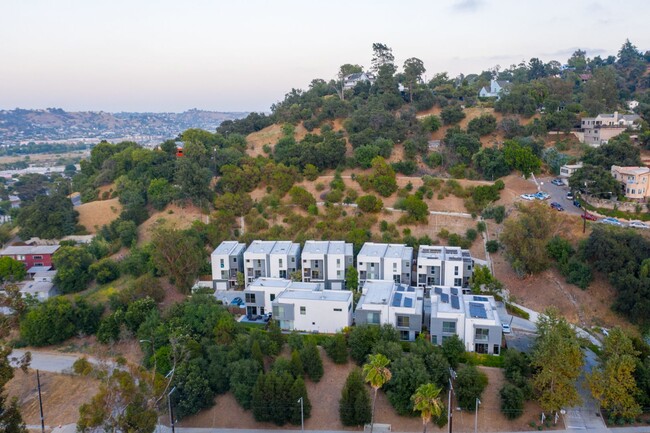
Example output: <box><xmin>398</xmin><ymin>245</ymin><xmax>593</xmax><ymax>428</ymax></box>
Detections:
<box><xmin>37</xmin><ymin>370</ymin><xmax>44</xmax><ymax>433</ymax></box>
<box><xmin>448</xmin><ymin>368</ymin><xmax>456</xmax><ymax>433</ymax></box>
<box><xmin>298</xmin><ymin>397</ymin><xmax>304</xmax><ymax>432</ymax></box>
<box><xmin>474</xmin><ymin>398</ymin><xmax>481</xmax><ymax>433</ymax></box>
<box><xmin>168</xmin><ymin>386</ymin><xmax>177</xmax><ymax>433</ymax></box>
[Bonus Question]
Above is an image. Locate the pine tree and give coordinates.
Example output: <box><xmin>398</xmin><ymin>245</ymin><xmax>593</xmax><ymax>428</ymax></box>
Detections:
<box><xmin>251</xmin><ymin>373</ymin><xmax>270</xmax><ymax>422</ymax></box>
<box><xmin>290</xmin><ymin>377</ymin><xmax>312</xmax><ymax>425</ymax></box>
<box><xmin>300</xmin><ymin>343</ymin><xmax>324</xmax><ymax>382</ymax></box>
<box><xmin>251</xmin><ymin>340</ymin><xmax>264</xmax><ymax>371</ymax></box>
<box><xmin>340</xmin><ymin>368</ymin><xmax>371</xmax><ymax>426</ymax></box>
<box><xmin>325</xmin><ymin>333</ymin><xmax>349</xmax><ymax>364</ymax></box>
<box><xmin>290</xmin><ymin>349</ymin><xmax>304</xmax><ymax>378</ymax></box>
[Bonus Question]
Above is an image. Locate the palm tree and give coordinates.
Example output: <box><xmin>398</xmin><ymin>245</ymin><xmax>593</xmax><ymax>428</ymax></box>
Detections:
<box><xmin>363</xmin><ymin>353</ymin><xmax>392</xmax><ymax>433</ymax></box>
<box><xmin>411</xmin><ymin>383</ymin><xmax>444</xmax><ymax>433</ymax></box>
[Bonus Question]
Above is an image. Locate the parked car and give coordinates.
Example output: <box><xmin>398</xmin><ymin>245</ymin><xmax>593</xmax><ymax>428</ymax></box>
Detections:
<box><xmin>581</xmin><ymin>213</ymin><xmax>597</xmax><ymax>221</ymax></box>
<box><xmin>501</xmin><ymin>323</ymin><xmax>511</xmax><ymax>334</ymax></box>
<box><xmin>551</xmin><ymin>179</ymin><xmax>564</xmax><ymax>186</ymax></box>
<box><xmin>263</xmin><ymin>312</ymin><xmax>272</xmax><ymax>322</ymax></box>
<box><xmin>566</xmin><ymin>192</ymin><xmax>574</xmax><ymax>200</ymax></box>
<box><xmin>550</xmin><ymin>202</ymin><xmax>564</xmax><ymax>211</ymax></box>
<box><xmin>520</xmin><ymin>193</ymin><xmax>536</xmax><ymax>201</ymax></box>
<box><xmin>230</xmin><ymin>297</ymin><xmax>244</xmax><ymax>306</ymax></box>
<box><xmin>534</xmin><ymin>191</ymin><xmax>550</xmax><ymax>200</ymax></box>
<box><xmin>628</xmin><ymin>221</ymin><xmax>649</xmax><ymax>229</ymax></box>
<box><xmin>573</xmin><ymin>199</ymin><xmax>581</xmax><ymax>208</ymax></box>
<box><xmin>601</xmin><ymin>217</ymin><xmax>623</xmax><ymax>227</ymax></box>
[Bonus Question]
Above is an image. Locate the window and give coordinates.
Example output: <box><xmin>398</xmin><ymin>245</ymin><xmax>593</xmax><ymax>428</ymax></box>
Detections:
<box><xmin>333</xmin><ymin>308</ymin><xmax>342</xmax><ymax>312</ymax></box>
<box><xmin>442</xmin><ymin>321</ymin><xmax>456</xmax><ymax>333</ymax></box>
<box><xmin>367</xmin><ymin>312</ymin><xmax>380</xmax><ymax>324</ymax></box>
<box><xmin>493</xmin><ymin>345</ymin><xmax>500</xmax><ymax>355</ymax></box>
<box><xmin>337</xmin><ymin>258</ymin><xmax>340</xmax><ymax>266</ymax></box>
<box><xmin>454</xmin><ymin>266</ymin><xmax>459</xmax><ymax>276</ymax></box>
<box><xmin>233</xmin><ymin>257</ymin><xmax>237</xmax><ymax>262</ymax></box>
<box><xmin>454</xmin><ymin>278</ymin><xmax>462</xmax><ymax>287</ymax></box>
<box><xmin>245</xmin><ymin>293</ymin><xmax>256</xmax><ymax>303</ymax></box>
<box><xmin>393</xmin><ymin>275</ymin><xmax>400</xmax><ymax>283</ymax></box>
<box><xmin>273</xmin><ymin>305</ymin><xmax>284</xmax><ymax>316</ymax></box>
<box><xmin>399</xmin><ymin>331</ymin><xmax>410</xmax><ymax>341</ymax></box>
<box><xmin>314</xmin><ymin>261</ymin><xmax>319</xmax><ymax>268</ymax></box>
<box><xmin>431</xmin><ymin>335</ymin><xmax>438</xmax><ymax>345</ymax></box>
<box><xmin>475</xmin><ymin>328</ymin><xmax>489</xmax><ymax>341</ymax></box>
<box><xmin>220</xmin><ymin>259</ymin><xmax>224</xmax><ymax>268</ymax></box>
<box><xmin>475</xmin><ymin>343</ymin><xmax>488</xmax><ymax>354</ymax></box>
<box><xmin>279</xmin><ymin>258</ymin><xmax>283</xmax><ymax>267</ymax></box>
<box><xmin>279</xmin><ymin>270</ymin><xmax>287</xmax><ymax>278</ymax></box>
<box><xmin>393</xmin><ymin>262</ymin><xmax>397</xmax><ymax>270</ymax></box>
<box><xmin>33</xmin><ymin>255</ymin><xmax>43</xmax><ymax>260</ymax></box>
<box><xmin>270</xmin><ymin>294</ymin><xmax>275</xmax><ymax>301</ymax></box>
<box><xmin>291</xmin><ymin>257</ymin><xmax>295</xmax><ymax>262</ymax></box>
<box><xmin>300</xmin><ymin>306</ymin><xmax>306</xmax><ymax>315</ymax></box>
<box><xmin>396</xmin><ymin>315</ymin><xmax>410</xmax><ymax>328</ymax></box>
<box><xmin>17</xmin><ymin>255</ymin><xmax>25</xmax><ymax>261</ymax></box>
<box><xmin>303</xmin><ymin>259</ymin><xmax>307</xmax><ymax>264</ymax></box>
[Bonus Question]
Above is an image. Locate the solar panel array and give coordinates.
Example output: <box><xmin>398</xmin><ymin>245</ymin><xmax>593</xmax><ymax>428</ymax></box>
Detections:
<box><xmin>404</xmin><ymin>297</ymin><xmax>413</xmax><ymax>308</ymax></box>
<box><xmin>451</xmin><ymin>287</ymin><xmax>458</xmax><ymax>296</ymax></box>
<box><xmin>473</xmin><ymin>296</ymin><xmax>488</xmax><ymax>302</ymax></box>
<box><xmin>469</xmin><ymin>302</ymin><xmax>488</xmax><ymax>319</ymax></box>
<box><xmin>451</xmin><ymin>295</ymin><xmax>460</xmax><ymax>310</ymax></box>
<box><xmin>407</xmin><ymin>286</ymin><xmax>415</xmax><ymax>292</ymax></box>
<box><xmin>440</xmin><ymin>293</ymin><xmax>449</xmax><ymax>303</ymax></box>
<box><xmin>434</xmin><ymin>287</ymin><xmax>442</xmax><ymax>295</ymax></box>
<box><xmin>392</xmin><ymin>293</ymin><xmax>402</xmax><ymax>307</ymax></box>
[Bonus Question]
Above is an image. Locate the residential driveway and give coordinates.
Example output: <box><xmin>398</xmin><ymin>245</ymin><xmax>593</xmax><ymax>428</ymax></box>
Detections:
<box><xmin>562</xmin><ymin>348</ymin><xmax>606</xmax><ymax>430</ymax></box>
<box><xmin>538</xmin><ymin>177</ymin><xmax>583</xmax><ymax>216</ymax></box>
<box><xmin>496</xmin><ymin>301</ymin><xmax>537</xmax><ymax>333</ymax></box>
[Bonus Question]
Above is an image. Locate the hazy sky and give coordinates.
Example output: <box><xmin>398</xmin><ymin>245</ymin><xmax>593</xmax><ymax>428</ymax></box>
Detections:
<box><xmin>1</xmin><ymin>0</ymin><xmax>649</xmax><ymax>113</ymax></box>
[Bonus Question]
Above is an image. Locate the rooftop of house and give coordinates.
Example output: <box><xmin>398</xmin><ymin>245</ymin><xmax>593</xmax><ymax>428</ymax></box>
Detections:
<box><xmin>358</xmin><ymin>280</ymin><xmax>423</xmax><ymax>310</ymax></box>
<box><xmin>212</xmin><ymin>241</ymin><xmax>246</xmax><ymax>257</ymax></box>
<box><xmin>245</xmin><ymin>240</ymin><xmax>299</xmax><ymax>256</ymax></box>
<box><xmin>418</xmin><ymin>246</ymin><xmax>471</xmax><ymax>262</ymax></box>
<box><xmin>430</xmin><ymin>287</ymin><xmax>499</xmax><ymax>322</ymax></box>
<box><xmin>358</xmin><ymin>243</ymin><xmax>413</xmax><ymax>260</ymax></box>
<box><xmin>302</xmin><ymin>240</ymin><xmax>353</xmax><ymax>256</ymax></box>
<box><xmin>345</xmin><ymin>72</ymin><xmax>367</xmax><ymax>81</ymax></box>
<box><xmin>1</xmin><ymin>245</ymin><xmax>60</xmax><ymax>256</ymax></box>
<box><xmin>276</xmin><ymin>288</ymin><xmax>352</xmax><ymax>303</ymax></box>
<box><xmin>20</xmin><ymin>281</ymin><xmax>55</xmax><ymax>296</ymax></box>
<box><xmin>612</xmin><ymin>166</ymin><xmax>650</xmax><ymax>176</ymax></box>
<box><xmin>27</xmin><ymin>265</ymin><xmax>52</xmax><ymax>274</ymax></box>
<box><xmin>247</xmin><ymin>278</ymin><xmax>322</xmax><ymax>291</ymax></box>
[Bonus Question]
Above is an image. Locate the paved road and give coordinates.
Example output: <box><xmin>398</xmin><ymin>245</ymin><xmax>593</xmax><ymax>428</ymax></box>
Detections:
<box><xmin>11</xmin><ymin>349</ymin><xmax>116</xmax><ymax>374</ymax></box>
<box><xmin>563</xmin><ymin>349</ymin><xmax>606</xmax><ymax>430</ymax></box>
<box><xmin>539</xmin><ymin>177</ymin><xmax>583</xmax><ymax>216</ymax></box>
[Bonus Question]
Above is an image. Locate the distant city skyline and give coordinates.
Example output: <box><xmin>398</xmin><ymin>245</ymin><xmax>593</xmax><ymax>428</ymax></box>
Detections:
<box><xmin>1</xmin><ymin>0</ymin><xmax>649</xmax><ymax>113</ymax></box>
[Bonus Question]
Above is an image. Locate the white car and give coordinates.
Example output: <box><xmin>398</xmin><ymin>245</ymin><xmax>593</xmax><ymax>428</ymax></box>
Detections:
<box><xmin>629</xmin><ymin>221</ymin><xmax>649</xmax><ymax>229</ymax></box>
<box><xmin>501</xmin><ymin>323</ymin><xmax>511</xmax><ymax>334</ymax></box>
<box><xmin>520</xmin><ymin>194</ymin><xmax>536</xmax><ymax>201</ymax></box>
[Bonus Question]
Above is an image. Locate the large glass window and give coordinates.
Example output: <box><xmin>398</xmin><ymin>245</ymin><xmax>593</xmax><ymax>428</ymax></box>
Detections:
<box><xmin>367</xmin><ymin>312</ymin><xmax>380</xmax><ymax>324</ymax></box>
<box><xmin>442</xmin><ymin>321</ymin><xmax>456</xmax><ymax>333</ymax></box>
<box><xmin>475</xmin><ymin>328</ymin><xmax>489</xmax><ymax>341</ymax></box>
<box><xmin>245</xmin><ymin>293</ymin><xmax>256</xmax><ymax>303</ymax></box>
<box><xmin>396</xmin><ymin>315</ymin><xmax>410</xmax><ymax>328</ymax></box>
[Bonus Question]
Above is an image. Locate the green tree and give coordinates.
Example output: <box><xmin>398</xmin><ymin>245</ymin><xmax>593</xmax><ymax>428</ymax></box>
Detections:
<box><xmin>370</xmin><ymin>157</ymin><xmax>398</xmax><ymax>197</ymax></box>
<box><xmin>0</xmin><ymin>257</ymin><xmax>26</xmax><ymax>283</ymax></box>
<box><xmin>568</xmin><ymin>165</ymin><xmax>620</xmax><ymax>198</ymax></box>
<box><xmin>531</xmin><ymin>308</ymin><xmax>584</xmax><ymax>413</ymax></box>
<box><xmin>399</xmin><ymin>195</ymin><xmax>429</xmax><ymax>223</ymax></box>
<box><xmin>289</xmin><ymin>186</ymin><xmax>316</xmax><ymax>210</ymax></box>
<box><xmin>290</xmin><ymin>377</ymin><xmax>311</xmax><ymax>425</ymax></box>
<box><xmin>363</xmin><ymin>353</ymin><xmax>392</xmax><ymax>433</ymax></box>
<box><xmin>441</xmin><ymin>334</ymin><xmax>465</xmax><ymax>368</ymax></box>
<box><xmin>356</xmin><ymin>195</ymin><xmax>383</xmax><ymax>213</ymax></box>
<box><xmin>499</xmin><ymin>383</ymin><xmax>525</xmax><ymax>419</ymax></box>
<box><xmin>503</xmin><ymin>140</ymin><xmax>541</xmax><ymax>179</ymax></box>
<box><xmin>53</xmin><ymin>246</ymin><xmax>94</xmax><ymax>294</ymax></box>
<box><xmin>455</xmin><ymin>365</ymin><xmax>488</xmax><ymax>410</ymax></box>
<box><xmin>17</xmin><ymin>192</ymin><xmax>78</xmax><ymax>240</ymax></box>
<box><xmin>89</xmin><ymin>258</ymin><xmax>120</xmax><ymax>284</ymax></box>
<box><xmin>340</xmin><ymin>368</ymin><xmax>371</xmax><ymax>426</ymax></box>
<box><xmin>147</xmin><ymin>178</ymin><xmax>175</xmax><ymax>210</ymax></box>
<box><xmin>588</xmin><ymin>328</ymin><xmax>642</xmax><ymax>420</ymax></box>
<box><xmin>20</xmin><ymin>297</ymin><xmax>77</xmax><ymax>346</ymax></box>
<box><xmin>403</xmin><ymin>57</ymin><xmax>426</xmax><ymax>102</ymax></box>
<box><xmin>411</xmin><ymin>383</ymin><xmax>444</xmax><ymax>433</ymax></box>
<box><xmin>385</xmin><ymin>355</ymin><xmax>431</xmax><ymax>415</ymax></box>
<box><xmin>230</xmin><ymin>359</ymin><xmax>261</xmax><ymax>410</ymax></box>
<box><xmin>345</xmin><ymin>265</ymin><xmax>359</xmax><ymax>292</ymax></box>
<box><xmin>440</xmin><ymin>106</ymin><xmax>466</xmax><ymax>125</ymax></box>
<box><xmin>324</xmin><ymin>333</ymin><xmax>349</xmax><ymax>364</ymax></box>
<box><xmin>300</xmin><ymin>342</ymin><xmax>324</xmax><ymax>382</ymax></box>
<box><xmin>150</xmin><ymin>227</ymin><xmax>204</xmax><ymax>293</ymax></box>
<box><xmin>421</xmin><ymin>115</ymin><xmax>441</xmax><ymax>132</ymax></box>
<box><xmin>467</xmin><ymin>114</ymin><xmax>497</xmax><ymax>136</ymax></box>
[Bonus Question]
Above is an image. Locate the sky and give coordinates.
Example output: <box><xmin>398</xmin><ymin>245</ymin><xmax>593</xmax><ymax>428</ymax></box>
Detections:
<box><xmin>1</xmin><ymin>0</ymin><xmax>649</xmax><ymax>113</ymax></box>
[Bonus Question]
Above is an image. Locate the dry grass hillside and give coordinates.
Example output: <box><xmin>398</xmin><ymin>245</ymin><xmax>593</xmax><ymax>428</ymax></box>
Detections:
<box><xmin>77</xmin><ymin>197</ymin><xmax>122</xmax><ymax>233</ymax></box>
<box><xmin>137</xmin><ymin>202</ymin><xmax>205</xmax><ymax>244</ymax></box>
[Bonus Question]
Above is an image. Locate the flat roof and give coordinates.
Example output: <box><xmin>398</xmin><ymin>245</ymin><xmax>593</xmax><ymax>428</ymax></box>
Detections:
<box><xmin>27</xmin><ymin>265</ymin><xmax>52</xmax><ymax>274</ymax></box>
<box><xmin>358</xmin><ymin>243</ymin><xmax>412</xmax><ymax>260</ymax></box>
<box><xmin>358</xmin><ymin>280</ymin><xmax>422</xmax><ymax>311</ymax></box>
<box><xmin>1</xmin><ymin>245</ymin><xmax>60</xmax><ymax>255</ymax></box>
<box><xmin>303</xmin><ymin>240</ymin><xmax>352</xmax><ymax>256</ymax></box>
<box><xmin>277</xmin><ymin>288</ymin><xmax>351</xmax><ymax>302</ymax></box>
<box><xmin>212</xmin><ymin>241</ymin><xmax>245</xmax><ymax>256</ymax></box>
<box><xmin>20</xmin><ymin>281</ymin><xmax>54</xmax><ymax>295</ymax></box>
<box><xmin>418</xmin><ymin>246</ymin><xmax>468</xmax><ymax>261</ymax></box>
<box><xmin>248</xmin><ymin>278</ymin><xmax>292</xmax><ymax>289</ymax></box>
<box><xmin>246</xmin><ymin>240</ymin><xmax>277</xmax><ymax>255</ymax></box>
<box><xmin>613</xmin><ymin>166</ymin><xmax>650</xmax><ymax>175</ymax></box>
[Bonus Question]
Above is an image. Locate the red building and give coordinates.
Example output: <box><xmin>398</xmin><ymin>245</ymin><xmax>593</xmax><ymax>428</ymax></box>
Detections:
<box><xmin>0</xmin><ymin>245</ymin><xmax>60</xmax><ymax>270</ymax></box>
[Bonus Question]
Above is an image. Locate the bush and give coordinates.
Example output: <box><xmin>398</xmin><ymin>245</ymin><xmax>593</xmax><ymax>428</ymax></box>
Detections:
<box><xmin>339</xmin><ymin>369</ymin><xmax>372</xmax><ymax>426</ymax></box>
<box><xmin>324</xmin><ymin>333</ymin><xmax>348</xmax><ymax>364</ymax></box>
<box><xmin>500</xmin><ymin>383</ymin><xmax>525</xmax><ymax>419</ymax></box>
<box><xmin>441</xmin><ymin>105</ymin><xmax>466</xmax><ymax>125</ymax></box>
<box><xmin>356</xmin><ymin>195</ymin><xmax>383</xmax><ymax>213</ymax></box>
<box><xmin>20</xmin><ymin>298</ymin><xmax>78</xmax><ymax>346</ymax></box>
<box><xmin>482</xmin><ymin>205</ymin><xmax>506</xmax><ymax>224</ymax></box>
<box><xmin>300</xmin><ymin>343</ymin><xmax>324</xmax><ymax>382</ymax></box>
<box><xmin>421</xmin><ymin>115</ymin><xmax>442</xmax><ymax>132</ymax></box>
<box><xmin>73</xmin><ymin>357</ymin><xmax>93</xmax><ymax>376</ymax></box>
<box><xmin>455</xmin><ymin>365</ymin><xmax>488</xmax><ymax>410</ymax></box>
<box><xmin>467</xmin><ymin>114</ymin><xmax>497</xmax><ymax>136</ymax></box>
<box><xmin>465</xmin><ymin>229</ymin><xmax>478</xmax><ymax>242</ymax></box>
<box><xmin>89</xmin><ymin>258</ymin><xmax>120</xmax><ymax>284</ymax></box>
<box><xmin>424</xmin><ymin>152</ymin><xmax>443</xmax><ymax>168</ymax></box>
<box><xmin>486</xmin><ymin>240</ymin><xmax>499</xmax><ymax>253</ymax></box>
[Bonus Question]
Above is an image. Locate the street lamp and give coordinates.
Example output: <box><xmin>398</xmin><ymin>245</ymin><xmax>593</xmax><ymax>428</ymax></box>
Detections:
<box><xmin>474</xmin><ymin>398</ymin><xmax>481</xmax><ymax>433</ymax></box>
<box><xmin>168</xmin><ymin>386</ymin><xmax>177</xmax><ymax>433</ymax></box>
<box><xmin>37</xmin><ymin>370</ymin><xmax>45</xmax><ymax>433</ymax></box>
<box><xmin>297</xmin><ymin>397</ymin><xmax>304</xmax><ymax>432</ymax></box>
<box><xmin>448</xmin><ymin>368</ymin><xmax>456</xmax><ymax>433</ymax></box>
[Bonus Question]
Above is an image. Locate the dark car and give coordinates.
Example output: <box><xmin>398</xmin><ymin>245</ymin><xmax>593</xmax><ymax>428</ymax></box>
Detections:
<box><xmin>230</xmin><ymin>297</ymin><xmax>243</xmax><ymax>306</ymax></box>
<box><xmin>550</xmin><ymin>202</ymin><xmax>564</xmax><ymax>211</ymax></box>
<box><xmin>573</xmin><ymin>199</ymin><xmax>581</xmax><ymax>208</ymax></box>
<box><xmin>581</xmin><ymin>213</ymin><xmax>597</xmax><ymax>221</ymax></box>
<box><xmin>551</xmin><ymin>179</ymin><xmax>564</xmax><ymax>186</ymax></box>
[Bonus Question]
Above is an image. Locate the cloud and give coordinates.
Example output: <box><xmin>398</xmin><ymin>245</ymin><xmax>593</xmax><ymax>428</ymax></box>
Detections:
<box><xmin>452</xmin><ymin>0</ymin><xmax>485</xmax><ymax>12</ymax></box>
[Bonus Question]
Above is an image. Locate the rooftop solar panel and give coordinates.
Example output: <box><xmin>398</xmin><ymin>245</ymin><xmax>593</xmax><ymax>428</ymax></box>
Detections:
<box><xmin>469</xmin><ymin>302</ymin><xmax>488</xmax><ymax>319</ymax></box>
<box><xmin>440</xmin><ymin>293</ymin><xmax>449</xmax><ymax>303</ymax></box>
<box><xmin>473</xmin><ymin>296</ymin><xmax>488</xmax><ymax>302</ymax></box>
<box><xmin>434</xmin><ymin>287</ymin><xmax>442</xmax><ymax>295</ymax></box>
<box><xmin>404</xmin><ymin>297</ymin><xmax>413</xmax><ymax>308</ymax></box>
<box><xmin>451</xmin><ymin>295</ymin><xmax>460</xmax><ymax>309</ymax></box>
<box><xmin>392</xmin><ymin>293</ymin><xmax>402</xmax><ymax>307</ymax></box>
<box><xmin>451</xmin><ymin>287</ymin><xmax>458</xmax><ymax>295</ymax></box>
<box><xmin>397</xmin><ymin>285</ymin><xmax>405</xmax><ymax>292</ymax></box>
<box><xmin>407</xmin><ymin>286</ymin><xmax>415</xmax><ymax>292</ymax></box>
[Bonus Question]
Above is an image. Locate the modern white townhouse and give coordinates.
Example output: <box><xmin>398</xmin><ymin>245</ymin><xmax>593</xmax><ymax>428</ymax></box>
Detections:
<box><xmin>243</xmin><ymin>240</ymin><xmax>301</xmax><ymax>287</ymax></box>
<box><xmin>301</xmin><ymin>240</ymin><xmax>353</xmax><ymax>289</ymax></box>
<box><xmin>272</xmin><ymin>287</ymin><xmax>353</xmax><ymax>333</ymax></box>
<box><xmin>416</xmin><ymin>246</ymin><xmax>474</xmax><ymax>289</ymax></box>
<box><xmin>242</xmin><ymin>278</ymin><xmax>306</xmax><ymax>316</ymax></box>
<box><xmin>354</xmin><ymin>280</ymin><xmax>424</xmax><ymax>341</ymax></box>
<box><xmin>357</xmin><ymin>243</ymin><xmax>413</xmax><ymax>286</ymax></box>
<box><xmin>211</xmin><ymin>241</ymin><xmax>246</xmax><ymax>290</ymax></box>
<box><xmin>430</xmin><ymin>287</ymin><xmax>502</xmax><ymax>355</ymax></box>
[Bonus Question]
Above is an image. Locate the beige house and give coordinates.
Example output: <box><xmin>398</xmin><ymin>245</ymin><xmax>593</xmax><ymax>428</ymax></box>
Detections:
<box><xmin>581</xmin><ymin>112</ymin><xmax>640</xmax><ymax>147</ymax></box>
<box><xmin>611</xmin><ymin>165</ymin><xmax>650</xmax><ymax>201</ymax></box>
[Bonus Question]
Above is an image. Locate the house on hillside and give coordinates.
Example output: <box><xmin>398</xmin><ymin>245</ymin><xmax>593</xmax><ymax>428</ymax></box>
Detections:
<box><xmin>416</xmin><ymin>246</ymin><xmax>474</xmax><ymax>289</ymax></box>
<box><xmin>0</xmin><ymin>245</ymin><xmax>59</xmax><ymax>269</ymax></box>
<box><xmin>301</xmin><ymin>240</ymin><xmax>353</xmax><ymax>289</ymax></box>
<box><xmin>478</xmin><ymin>79</ymin><xmax>511</xmax><ymax>99</ymax></box>
<box><xmin>430</xmin><ymin>287</ymin><xmax>502</xmax><ymax>354</ymax></box>
<box><xmin>243</xmin><ymin>240</ymin><xmax>300</xmax><ymax>287</ymax></box>
<box><xmin>581</xmin><ymin>112</ymin><xmax>641</xmax><ymax>146</ymax></box>
<box><xmin>357</xmin><ymin>242</ymin><xmax>413</xmax><ymax>286</ymax></box>
<box><xmin>611</xmin><ymin>165</ymin><xmax>650</xmax><ymax>201</ymax></box>
<box><xmin>354</xmin><ymin>280</ymin><xmax>424</xmax><ymax>341</ymax></box>
<box><xmin>8</xmin><ymin>195</ymin><xmax>20</xmax><ymax>209</ymax></box>
<box><xmin>272</xmin><ymin>286</ymin><xmax>353</xmax><ymax>333</ymax></box>
<box><xmin>343</xmin><ymin>72</ymin><xmax>374</xmax><ymax>89</ymax></box>
<box><xmin>211</xmin><ymin>241</ymin><xmax>246</xmax><ymax>290</ymax></box>
<box><xmin>560</xmin><ymin>162</ymin><xmax>583</xmax><ymax>182</ymax></box>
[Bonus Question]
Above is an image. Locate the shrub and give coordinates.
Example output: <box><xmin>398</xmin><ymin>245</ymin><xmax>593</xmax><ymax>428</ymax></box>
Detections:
<box><xmin>424</xmin><ymin>152</ymin><xmax>443</xmax><ymax>168</ymax></box>
<box><xmin>441</xmin><ymin>105</ymin><xmax>466</xmax><ymax>125</ymax></box>
<box><xmin>324</xmin><ymin>333</ymin><xmax>348</xmax><ymax>364</ymax></box>
<box><xmin>73</xmin><ymin>357</ymin><xmax>94</xmax><ymax>376</ymax></box>
<box><xmin>421</xmin><ymin>115</ymin><xmax>442</xmax><ymax>132</ymax></box>
<box><xmin>500</xmin><ymin>383</ymin><xmax>525</xmax><ymax>419</ymax></box>
<box><xmin>455</xmin><ymin>365</ymin><xmax>488</xmax><ymax>410</ymax></box>
<box><xmin>467</xmin><ymin>114</ymin><xmax>497</xmax><ymax>136</ymax></box>
<box><xmin>300</xmin><ymin>343</ymin><xmax>324</xmax><ymax>382</ymax></box>
<box><xmin>356</xmin><ymin>195</ymin><xmax>383</xmax><ymax>213</ymax></box>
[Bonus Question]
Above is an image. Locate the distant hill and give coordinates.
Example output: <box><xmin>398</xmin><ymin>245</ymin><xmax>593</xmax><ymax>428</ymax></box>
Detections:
<box><xmin>0</xmin><ymin>108</ymin><xmax>249</xmax><ymax>147</ymax></box>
